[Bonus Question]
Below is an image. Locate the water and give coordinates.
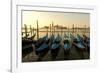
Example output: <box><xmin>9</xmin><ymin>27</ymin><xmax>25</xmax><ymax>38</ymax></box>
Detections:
<box><xmin>22</xmin><ymin>28</ymin><xmax>90</xmax><ymax>40</ymax></box>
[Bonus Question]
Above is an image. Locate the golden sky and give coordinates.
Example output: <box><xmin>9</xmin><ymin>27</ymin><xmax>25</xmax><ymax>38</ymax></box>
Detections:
<box><xmin>22</xmin><ymin>11</ymin><xmax>90</xmax><ymax>28</ymax></box>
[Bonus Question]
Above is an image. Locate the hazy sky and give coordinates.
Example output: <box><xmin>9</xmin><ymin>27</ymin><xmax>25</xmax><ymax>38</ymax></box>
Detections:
<box><xmin>22</xmin><ymin>11</ymin><xmax>90</xmax><ymax>28</ymax></box>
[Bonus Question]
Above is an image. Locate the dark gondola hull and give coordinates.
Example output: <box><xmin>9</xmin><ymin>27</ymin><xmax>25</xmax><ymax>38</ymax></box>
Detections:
<box><xmin>50</xmin><ymin>34</ymin><xmax>61</xmax><ymax>60</ymax></box>
<box><xmin>63</xmin><ymin>44</ymin><xmax>70</xmax><ymax>55</ymax></box>
<box><xmin>22</xmin><ymin>38</ymin><xmax>37</xmax><ymax>47</ymax></box>
<box><xmin>83</xmin><ymin>35</ymin><xmax>90</xmax><ymax>53</ymax></box>
<box><xmin>35</xmin><ymin>43</ymin><xmax>49</xmax><ymax>55</ymax></box>
<box><xmin>73</xmin><ymin>42</ymin><xmax>86</xmax><ymax>52</ymax></box>
<box><xmin>35</xmin><ymin>35</ymin><xmax>50</xmax><ymax>55</ymax></box>
<box><xmin>51</xmin><ymin>43</ymin><xmax>60</xmax><ymax>60</ymax></box>
<box><xmin>35</xmin><ymin>38</ymin><xmax>44</xmax><ymax>48</ymax></box>
<box><xmin>22</xmin><ymin>44</ymin><xmax>33</xmax><ymax>58</ymax></box>
<box><xmin>35</xmin><ymin>34</ymin><xmax>49</xmax><ymax>48</ymax></box>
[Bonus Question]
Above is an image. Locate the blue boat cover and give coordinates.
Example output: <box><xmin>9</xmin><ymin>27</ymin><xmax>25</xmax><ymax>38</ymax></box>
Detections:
<box><xmin>77</xmin><ymin>43</ymin><xmax>85</xmax><ymax>49</ymax></box>
<box><xmin>64</xmin><ymin>44</ymin><xmax>71</xmax><ymax>50</ymax></box>
<box><xmin>77</xmin><ymin>34</ymin><xmax>83</xmax><ymax>42</ymax></box>
<box><xmin>36</xmin><ymin>43</ymin><xmax>48</xmax><ymax>51</ymax></box>
<box><xmin>51</xmin><ymin>43</ymin><xmax>59</xmax><ymax>49</ymax></box>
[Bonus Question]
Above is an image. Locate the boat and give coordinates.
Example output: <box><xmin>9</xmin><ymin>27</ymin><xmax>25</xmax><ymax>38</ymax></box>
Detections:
<box><xmin>35</xmin><ymin>34</ymin><xmax>50</xmax><ymax>55</ymax></box>
<box><xmin>73</xmin><ymin>34</ymin><xmax>86</xmax><ymax>51</ymax></box>
<box><xmin>73</xmin><ymin>42</ymin><xmax>85</xmax><ymax>50</ymax></box>
<box><xmin>54</xmin><ymin>34</ymin><xmax>61</xmax><ymax>43</ymax></box>
<box><xmin>63</xmin><ymin>34</ymin><xmax>71</xmax><ymax>55</ymax></box>
<box><xmin>83</xmin><ymin>34</ymin><xmax>90</xmax><ymax>52</ymax></box>
<box><xmin>77</xmin><ymin>34</ymin><xmax>90</xmax><ymax>52</ymax></box>
<box><xmin>22</xmin><ymin>33</ymin><xmax>37</xmax><ymax>57</ymax></box>
<box><xmin>35</xmin><ymin>35</ymin><xmax>48</xmax><ymax>48</ymax></box>
<box><xmin>51</xmin><ymin>34</ymin><xmax>61</xmax><ymax>50</ymax></box>
<box><xmin>50</xmin><ymin>34</ymin><xmax>61</xmax><ymax>60</ymax></box>
<box><xmin>35</xmin><ymin>43</ymin><xmax>49</xmax><ymax>55</ymax></box>
<box><xmin>76</xmin><ymin>34</ymin><xmax>83</xmax><ymax>42</ymax></box>
<box><xmin>22</xmin><ymin>38</ymin><xmax>37</xmax><ymax>47</ymax></box>
<box><xmin>22</xmin><ymin>44</ymin><xmax>33</xmax><ymax>58</ymax></box>
<box><xmin>69</xmin><ymin>33</ymin><xmax>76</xmax><ymax>42</ymax></box>
<box><xmin>27</xmin><ymin>33</ymin><xmax>36</xmax><ymax>40</ymax></box>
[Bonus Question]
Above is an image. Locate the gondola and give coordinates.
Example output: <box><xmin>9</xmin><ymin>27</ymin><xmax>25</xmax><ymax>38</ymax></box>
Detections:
<box><xmin>22</xmin><ymin>33</ymin><xmax>37</xmax><ymax>47</ymax></box>
<box><xmin>22</xmin><ymin>33</ymin><xmax>37</xmax><ymax>58</ymax></box>
<box><xmin>27</xmin><ymin>33</ymin><xmax>36</xmax><ymax>40</ymax></box>
<box><xmin>22</xmin><ymin>38</ymin><xmax>37</xmax><ymax>47</ymax></box>
<box><xmin>35</xmin><ymin>34</ymin><xmax>50</xmax><ymax>55</ymax></box>
<box><xmin>76</xmin><ymin>34</ymin><xmax>90</xmax><ymax>52</ymax></box>
<box><xmin>22</xmin><ymin>44</ymin><xmax>33</xmax><ymax>58</ymax></box>
<box><xmin>50</xmin><ymin>34</ymin><xmax>61</xmax><ymax>60</ymax></box>
<box><xmin>51</xmin><ymin>34</ymin><xmax>61</xmax><ymax>50</ymax></box>
<box><xmin>76</xmin><ymin>34</ymin><xmax>83</xmax><ymax>42</ymax></box>
<box><xmin>70</xmin><ymin>33</ymin><xmax>76</xmax><ymax>42</ymax></box>
<box><xmin>83</xmin><ymin>34</ymin><xmax>90</xmax><ymax>52</ymax></box>
<box><xmin>63</xmin><ymin>34</ymin><xmax>71</xmax><ymax>55</ymax></box>
<box><xmin>73</xmin><ymin>34</ymin><xmax>86</xmax><ymax>51</ymax></box>
<box><xmin>35</xmin><ymin>34</ymin><xmax>48</xmax><ymax>48</ymax></box>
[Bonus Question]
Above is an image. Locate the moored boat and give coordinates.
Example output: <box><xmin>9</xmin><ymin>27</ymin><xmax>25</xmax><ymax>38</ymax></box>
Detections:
<box><xmin>22</xmin><ymin>44</ymin><xmax>33</xmax><ymax>58</ymax></box>
<box><xmin>35</xmin><ymin>34</ymin><xmax>50</xmax><ymax>55</ymax></box>
<box><xmin>63</xmin><ymin>34</ymin><xmax>71</xmax><ymax>55</ymax></box>
<box><xmin>73</xmin><ymin>34</ymin><xmax>86</xmax><ymax>51</ymax></box>
<box><xmin>50</xmin><ymin>34</ymin><xmax>61</xmax><ymax>60</ymax></box>
<box><xmin>83</xmin><ymin>34</ymin><xmax>90</xmax><ymax>53</ymax></box>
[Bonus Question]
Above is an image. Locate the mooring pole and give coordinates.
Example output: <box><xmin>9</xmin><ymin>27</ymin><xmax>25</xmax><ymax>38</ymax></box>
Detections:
<box><xmin>46</xmin><ymin>26</ymin><xmax>49</xmax><ymax>36</ymax></box>
<box><xmin>72</xmin><ymin>24</ymin><xmax>74</xmax><ymax>36</ymax></box>
<box><xmin>52</xmin><ymin>21</ymin><xmax>54</xmax><ymax>35</ymax></box>
<box><xmin>24</xmin><ymin>24</ymin><xmax>28</xmax><ymax>38</ymax></box>
<box><xmin>37</xmin><ymin>20</ymin><xmax>39</xmax><ymax>40</ymax></box>
<box><xmin>85</xmin><ymin>24</ymin><xmax>86</xmax><ymax>35</ymax></box>
<box><xmin>32</xmin><ymin>27</ymin><xmax>34</xmax><ymax>34</ymax></box>
<box><xmin>50</xmin><ymin>24</ymin><xmax>51</xmax><ymax>37</ymax></box>
<box><xmin>30</xmin><ymin>25</ymin><xmax>32</xmax><ymax>37</ymax></box>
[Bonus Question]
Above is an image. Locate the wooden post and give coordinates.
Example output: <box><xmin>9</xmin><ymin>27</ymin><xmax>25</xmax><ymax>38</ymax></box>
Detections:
<box><xmin>37</xmin><ymin>20</ymin><xmax>39</xmax><ymax>40</ymax></box>
<box><xmin>77</xmin><ymin>24</ymin><xmax>78</xmax><ymax>36</ymax></box>
<box><xmin>84</xmin><ymin>24</ymin><xmax>86</xmax><ymax>35</ymax></box>
<box><xmin>32</xmin><ymin>27</ymin><xmax>34</xmax><ymax>34</ymax></box>
<box><xmin>72</xmin><ymin>24</ymin><xmax>74</xmax><ymax>36</ymax></box>
<box><xmin>77</xmin><ymin>24</ymin><xmax>79</xmax><ymax>36</ymax></box>
<box><xmin>65</xmin><ymin>27</ymin><xmax>67</xmax><ymax>35</ymax></box>
<box><xmin>50</xmin><ymin>24</ymin><xmax>51</xmax><ymax>37</ymax></box>
<box><xmin>47</xmin><ymin>28</ymin><xmax>48</xmax><ymax>36</ymax></box>
<box><xmin>46</xmin><ymin>26</ymin><xmax>49</xmax><ymax>36</ymax></box>
<box><xmin>68</xmin><ymin>26</ymin><xmax>69</xmax><ymax>37</ymax></box>
<box><xmin>54</xmin><ymin>26</ymin><xmax>55</xmax><ymax>35</ymax></box>
<box><xmin>30</xmin><ymin>25</ymin><xmax>32</xmax><ymax>37</ymax></box>
<box><xmin>75</xmin><ymin>24</ymin><xmax>77</xmax><ymax>36</ymax></box>
<box><xmin>52</xmin><ymin>21</ymin><xmax>54</xmax><ymax>35</ymax></box>
<box><xmin>24</xmin><ymin>24</ymin><xmax>28</xmax><ymax>38</ymax></box>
